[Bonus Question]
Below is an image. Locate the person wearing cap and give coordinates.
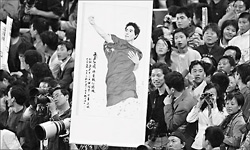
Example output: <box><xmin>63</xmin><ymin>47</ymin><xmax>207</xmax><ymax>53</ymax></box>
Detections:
<box><xmin>167</xmin><ymin>131</ymin><xmax>186</xmax><ymax>150</ymax></box>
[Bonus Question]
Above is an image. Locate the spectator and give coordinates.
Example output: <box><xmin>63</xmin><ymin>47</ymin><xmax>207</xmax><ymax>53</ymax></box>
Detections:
<box><xmin>220</xmin><ymin>92</ymin><xmax>245</xmax><ymax>150</ymax></box>
<box><xmin>8</xmin><ymin>20</ymin><xmax>24</xmax><ymax>73</ymax></box>
<box><xmin>171</xmin><ymin>28</ymin><xmax>201</xmax><ymax>77</ymax></box>
<box><xmin>219</xmin><ymin>20</ymin><xmax>238</xmax><ymax>48</ymax></box>
<box><xmin>164</xmin><ymin>71</ymin><xmax>197</xmax><ymax>150</ymax></box>
<box><xmin>234</xmin><ymin>63</ymin><xmax>250</xmax><ymax>121</ymax></box>
<box><xmin>6</xmin><ymin>84</ymin><xmax>40</xmax><ymax>150</ymax></box>
<box><xmin>30</xmin><ymin>62</ymin><xmax>54</xmax><ymax>87</ymax></box>
<box><xmin>175</xmin><ymin>7</ymin><xmax>202</xmax><ymax>37</ymax></box>
<box><xmin>209</xmin><ymin>0</ymin><xmax>228</xmax><ymax>23</ymax></box>
<box><xmin>186</xmin><ymin>83</ymin><xmax>226</xmax><ymax>150</ymax></box>
<box><xmin>23</xmin><ymin>50</ymin><xmax>43</xmax><ymax>72</ymax></box>
<box><xmin>167</xmin><ymin>131</ymin><xmax>186</xmax><ymax>150</ymax></box>
<box><xmin>226</xmin><ymin>74</ymin><xmax>239</xmax><ymax>94</ymax></box>
<box><xmin>188</xmin><ymin>60</ymin><xmax>208</xmax><ymax>98</ymax></box>
<box><xmin>202</xmin><ymin>126</ymin><xmax>225</xmax><ymax>150</ymax></box>
<box><xmin>56</xmin><ymin>41</ymin><xmax>74</xmax><ymax>90</ymax></box>
<box><xmin>0</xmin><ymin>70</ymin><xmax>13</xmax><ymax>91</ymax></box>
<box><xmin>146</xmin><ymin>62</ymin><xmax>171</xmax><ymax>149</ymax></box>
<box><xmin>218</xmin><ymin>0</ymin><xmax>250</xmax><ymax>27</ymax></box>
<box><xmin>25</xmin><ymin>0</ymin><xmax>63</xmax><ymax>32</ymax></box>
<box><xmin>150</xmin><ymin>37</ymin><xmax>172</xmax><ymax>67</ymax></box>
<box><xmin>0</xmin><ymin>70</ymin><xmax>13</xmax><ymax>127</ymax></box>
<box><xmin>48</xmin><ymin>87</ymin><xmax>71</xmax><ymax>150</ymax></box>
<box><xmin>211</xmin><ymin>71</ymin><xmax>230</xmax><ymax>94</ymax></box>
<box><xmin>201</xmin><ymin>54</ymin><xmax>217</xmax><ymax>79</ymax></box>
<box><xmin>40</xmin><ymin>31</ymin><xmax>61</xmax><ymax>78</ymax></box>
<box><xmin>136</xmin><ymin>145</ymin><xmax>151</xmax><ymax>150</ymax></box>
<box><xmin>228</xmin><ymin>12</ymin><xmax>250</xmax><ymax>64</ymax></box>
<box><xmin>60</xmin><ymin>0</ymin><xmax>78</xmax><ymax>31</ymax></box>
<box><xmin>223</xmin><ymin>45</ymin><xmax>242</xmax><ymax>65</ymax></box>
<box><xmin>217</xmin><ymin>55</ymin><xmax>236</xmax><ymax>75</ymax></box>
<box><xmin>195</xmin><ymin>23</ymin><xmax>225</xmax><ymax>63</ymax></box>
<box><xmin>29</xmin><ymin>16</ymin><xmax>50</xmax><ymax>62</ymax></box>
<box><xmin>65</xmin><ymin>28</ymin><xmax>76</xmax><ymax>60</ymax></box>
<box><xmin>0</xmin><ymin>0</ymin><xmax>20</xmax><ymax>21</ymax></box>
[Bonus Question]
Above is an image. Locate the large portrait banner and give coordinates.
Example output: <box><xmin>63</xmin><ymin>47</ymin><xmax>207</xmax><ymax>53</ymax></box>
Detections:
<box><xmin>70</xmin><ymin>1</ymin><xmax>153</xmax><ymax>147</ymax></box>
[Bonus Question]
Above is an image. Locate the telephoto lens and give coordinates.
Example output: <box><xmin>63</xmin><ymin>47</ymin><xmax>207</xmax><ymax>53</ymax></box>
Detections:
<box><xmin>35</xmin><ymin>118</ymin><xmax>71</xmax><ymax>140</ymax></box>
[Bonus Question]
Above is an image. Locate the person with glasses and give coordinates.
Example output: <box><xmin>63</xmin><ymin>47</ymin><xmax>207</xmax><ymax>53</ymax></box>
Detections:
<box><xmin>47</xmin><ymin>87</ymin><xmax>71</xmax><ymax>150</ymax></box>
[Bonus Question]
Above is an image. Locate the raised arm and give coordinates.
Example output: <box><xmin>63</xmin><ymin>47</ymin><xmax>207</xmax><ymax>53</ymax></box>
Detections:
<box><xmin>88</xmin><ymin>16</ymin><xmax>113</xmax><ymax>43</ymax></box>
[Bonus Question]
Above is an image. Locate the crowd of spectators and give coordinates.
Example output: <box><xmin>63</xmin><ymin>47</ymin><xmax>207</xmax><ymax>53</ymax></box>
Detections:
<box><xmin>0</xmin><ymin>0</ymin><xmax>250</xmax><ymax>150</ymax></box>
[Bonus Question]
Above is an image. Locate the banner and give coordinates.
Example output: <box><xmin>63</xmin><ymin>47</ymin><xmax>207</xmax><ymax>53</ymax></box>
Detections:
<box><xmin>0</xmin><ymin>16</ymin><xmax>13</xmax><ymax>71</ymax></box>
<box><xmin>70</xmin><ymin>1</ymin><xmax>153</xmax><ymax>147</ymax></box>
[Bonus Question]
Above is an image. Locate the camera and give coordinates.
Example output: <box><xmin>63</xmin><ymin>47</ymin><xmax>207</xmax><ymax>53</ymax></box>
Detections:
<box><xmin>35</xmin><ymin>118</ymin><xmax>71</xmax><ymax>140</ymax></box>
<box><xmin>30</xmin><ymin>88</ymin><xmax>52</xmax><ymax>117</ymax></box>
<box><xmin>147</xmin><ymin>120</ymin><xmax>159</xmax><ymax>142</ymax></box>
<box><xmin>200</xmin><ymin>93</ymin><xmax>213</xmax><ymax>106</ymax></box>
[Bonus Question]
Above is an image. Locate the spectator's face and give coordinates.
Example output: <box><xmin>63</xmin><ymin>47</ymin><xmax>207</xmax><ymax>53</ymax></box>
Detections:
<box><xmin>176</xmin><ymin>13</ymin><xmax>191</xmax><ymax>29</ymax></box>
<box><xmin>151</xmin><ymin>69</ymin><xmax>165</xmax><ymax>89</ymax></box>
<box><xmin>191</xmin><ymin>64</ymin><xmax>206</xmax><ymax>84</ymax></box>
<box><xmin>238</xmin><ymin>18</ymin><xmax>250</xmax><ymax>34</ymax></box>
<box><xmin>223</xmin><ymin>25</ymin><xmax>237</xmax><ymax>41</ymax></box>
<box><xmin>156</xmin><ymin>39</ymin><xmax>169</xmax><ymax>55</ymax></box>
<box><xmin>0</xmin><ymin>78</ymin><xmax>9</xmax><ymax>90</ymax></box>
<box><xmin>217</xmin><ymin>58</ymin><xmax>233</xmax><ymax>74</ymax></box>
<box><xmin>57</xmin><ymin>44</ymin><xmax>70</xmax><ymax>61</ymax></box>
<box><xmin>226</xmin><ymin>76</ymin><xmax>237</xmax><ymax>93</ymax></box>
<box><xmin>125</xmin><ymin>25</ymin><xmax>136</xmax><ymax>42</ymax></box>
<box><xmin>224</xmin><ymin>50</ymin><xmax>236</xmax><ymax>62</ymax></box>
<box><xmin>234</xmin><ymin>0</ymin><xmax>247</xmax><ymax>15</ymax></box>
<box><xmin>203</xmin><ymin>29</ymin><xmax>218</xmax><ymax>45</ymax></box>
<box><xmin>226</xmin><ymin>97</ymin><xmax>241</xmax><ymax>115</ymax></box>
<box><xmin>174</xmin><ymin>32</ymin><xmax>187</xmax><ymax>49</ymax></box>
<box><xmin>167</xmin><ymin>136</ymin><xmax>184</xmax><ymax>150</ymax></box>
<box><xmin>52</xmin><ymin>90</ymin><xmax>67</xmax><ymax>107</ymax></box>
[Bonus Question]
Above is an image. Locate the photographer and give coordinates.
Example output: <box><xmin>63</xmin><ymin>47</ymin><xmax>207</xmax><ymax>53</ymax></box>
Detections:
<box><xmin>146</xmin><ymin>62</ymin><xmax>171</xmax><ymax>149</ymax></box>
<box><xmin>29</xmin><ymin>77</ymin><xmax>59</xmax><ymax>129</ymax></box>
<box><xmin>186</xmin><ymin>83</ymin><xmax>226</xmax><ymax>150</ymax></box>
<box><xmin>47</xmin><ymin>87</ymin><xmax>71</xmax><ymax>150</ymax></box>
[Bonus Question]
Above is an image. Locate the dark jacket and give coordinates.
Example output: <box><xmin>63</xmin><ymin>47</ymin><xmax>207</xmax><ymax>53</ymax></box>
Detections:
<box><xmin>147</xmin><ymin>90</ymin><xmax>168</xmax><ymax>137</ymax></box>
<box><xmin>48</xmin><ymin>108</ymin><xmax>71</xmax><ymax>150</ymax></box>
<box><xmin>195</xmin><ymin>44</ymin><xmax>225</xmax><ymax>63</ymax></box>
<box><xmin>57</xmin><ymin>57</ymin><xmax>74</xmax><ymax>90</ymax></box>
